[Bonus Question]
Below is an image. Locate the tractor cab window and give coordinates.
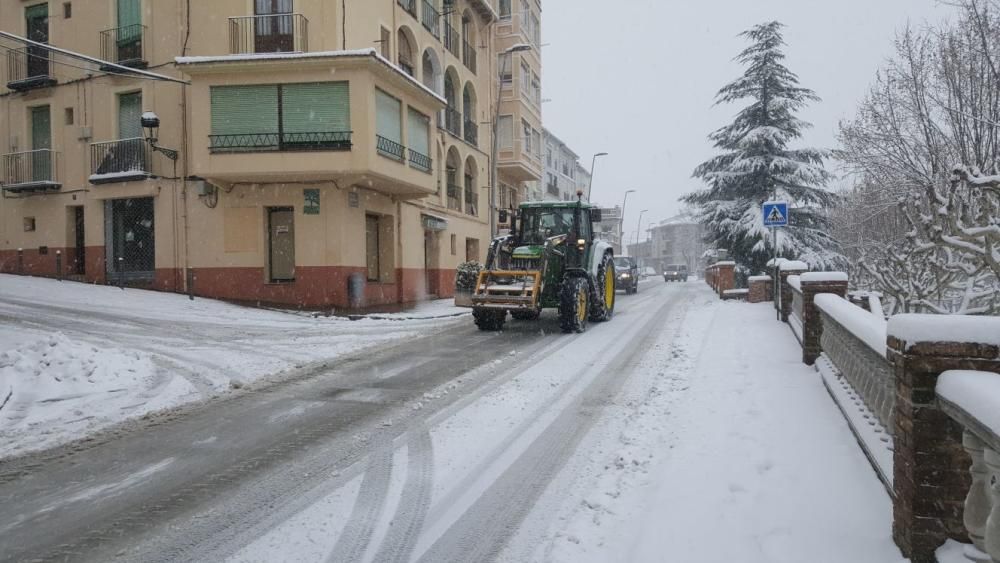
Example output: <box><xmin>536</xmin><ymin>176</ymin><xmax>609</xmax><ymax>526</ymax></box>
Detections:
<box><xmin>519</xmin><ymin>207</ymin><xmax>576</xmax><ymax>245</ymax></box>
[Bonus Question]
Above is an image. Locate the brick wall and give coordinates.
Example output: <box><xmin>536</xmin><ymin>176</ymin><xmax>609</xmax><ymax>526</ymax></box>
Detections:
<box><xmin>800</xmin><ymin>278</ymin><xmax>848</xmax><ymax>365</ymax></box>
<box><xmin>748</xmin><ymin>276</ymin><xmax>772</xmax><ymax>303</ymax></box>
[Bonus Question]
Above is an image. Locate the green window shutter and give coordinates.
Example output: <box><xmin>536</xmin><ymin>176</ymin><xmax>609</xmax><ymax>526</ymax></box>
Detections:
<box><xmin>117</xmin><ymin>0</ymin><xmax>141</xmax><ymax>28</ymax></box>
<box><xmin>210</xmin><ymin>85</ymin><xmax>279</xmax><ymax>136</ymax></box>
<box><xmin>31</xmin><ymin>106</ymin><xmax>51</xmax><ymax>150</ymax></box>
<box><xmin>118</xmin><ymin>92</ymin><xmax>143</xmax><ymax>139</ymax></box>
<box><xmin>26</xmin><ymin>4</ymin><xmax>48</xmax><ymax>20</ymax></box>
<box><xmin>280</xmin><ymin>82</ymin><xmax>350</xmax><ymax>134</ymax></box>
<box><xmin>375</xmin><ymin>89</ymin><xmax>402</xmax><ymax>144</ymax></box>
<box><xmin>407</xmin><ymin>108</ymin><xmax>429</xmax><ymax>157</ymax></box>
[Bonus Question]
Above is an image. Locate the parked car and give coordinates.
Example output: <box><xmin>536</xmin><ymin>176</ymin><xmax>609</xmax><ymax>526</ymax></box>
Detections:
<box><xmin>664</xmin><ymin>264</ymin><xmax>689</xmax><ymax>282</ymax></box>
<box><xmin>614</xmin><ymin>256</ymin><xmax>640</xmax><ymax>294</ymax></box>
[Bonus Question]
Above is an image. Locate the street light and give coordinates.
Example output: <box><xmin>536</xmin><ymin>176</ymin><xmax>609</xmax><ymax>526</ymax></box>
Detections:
<box><xmin>620</xmin><ymin>189</ymin><xmax>636</xmax><ymax>254</ymax></box>
<box><xmin>585</xmin><ymin>152</ymin><xmax>608</xmax><ymax>201</ymax></box>
<box><xmin>634</xmin><ymin>209</ymin><xmax>649</xmax><ymax>256</ymax></box>
<box><xmin>489</xmin><ymin>43</ymin><xmax>534</xmax><ymax>238</ymax></box>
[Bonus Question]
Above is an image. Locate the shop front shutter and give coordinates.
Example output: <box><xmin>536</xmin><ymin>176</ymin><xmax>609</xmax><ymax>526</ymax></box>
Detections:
<box><xmin>281</xmin><ymin>82</ymin><xmax>350</xmax><ymax>134</ymax></box>
<box><xmin>210</xmin><ymin>85</ymin><xmax>279</xmax><ymax>136</ymax></box>
<box><xmin>375</xmin><ymin>89</ymin><xmax>402</xmax><ymax>144</ymax></box>
<box><xmin>407</xmin><ymin>108</ymin><xmax>430</xmax><ymax>157</ymax></box>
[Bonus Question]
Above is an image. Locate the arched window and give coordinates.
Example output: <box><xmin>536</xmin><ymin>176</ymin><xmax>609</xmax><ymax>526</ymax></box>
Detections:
<box><xmin>464</xmin><ymin>157</ymin><xmax>478</xmax><ymax>216</ymax></box>
<box><xmin>462</xmin><ymin>84</ymin><xmax>477</xmax><ymax>146</ymax></box>
<box><xmin>443</xmin><ymin>69</ymin><xmax>460</xmax><ymax>135</ymax></box>
<box><xmin>397</xmin><ymin>28</ymin><xmax>415</xmax><ymax>76</ymax></box>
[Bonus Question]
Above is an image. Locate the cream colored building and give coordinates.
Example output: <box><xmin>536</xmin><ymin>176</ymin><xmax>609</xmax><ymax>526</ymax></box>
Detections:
<box><xmin>0</xmin><ymin>0</ymin><xmax>543</xmax><ymax>309</ymax></box>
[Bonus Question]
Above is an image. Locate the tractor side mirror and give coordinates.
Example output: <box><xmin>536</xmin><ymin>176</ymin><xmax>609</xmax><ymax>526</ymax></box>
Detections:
<box><xmin>498</xmin><ymin>210</ymin><xmax>509</xmax><ymax>224</ymax></box>
<box><xmin>591</xmin><ymin>208</ymin><xmax>602</xmax><ymax>223</ymax></box>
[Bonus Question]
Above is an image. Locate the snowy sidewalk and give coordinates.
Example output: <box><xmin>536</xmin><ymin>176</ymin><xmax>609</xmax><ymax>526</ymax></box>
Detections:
<box><xmin>516</xmin><ymin>296</ymin><xmax>904</xmax><ymax>563</ymax></box>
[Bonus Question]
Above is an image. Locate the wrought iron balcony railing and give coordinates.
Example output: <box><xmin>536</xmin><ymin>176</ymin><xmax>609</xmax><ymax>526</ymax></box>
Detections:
<box><xmin>409</xmin><ymin>149</ymin><xmax>432</xmax><ymax>173</ymax></box>
<box><xmin>376</xmin><ymin>135</ymin><xmax>406</xmax><ymax>161</ymax></box>
<box><xmin>447</xmin><ymin>183</ymin><xmax>461</xmax><ymax>210</ymax></box>
<box><xmin>464</xmin><ymin>189</ymin><xmax>478</xmax><ymax>216</ymax></box>
<box><xmin>398</xmin><ymin>0</ymin><xmax>417</xmax><ymax>17</ymax></box>
<box><xmin>421</xmin><ymin>0</ymin><xmax>440</xmax><ymax>38</ymax></box>
<box><xmin>6</xmin><ymin>46</ymin><xmax>56</xmax><ymax>91</ymax></box>
<box><xmin>89</xmin><ymin>138</ymin><xmax>152</xmax><ymax>183</ymax></box>
<box><xmin>445</xmin><ymin>107</ymin><xmax>462</xmax><ymax>137</ymax></box>
<box><xmin>463</xmin><ymin>118</ymin><xmax>478</xmax><ymax>146</ymax></box>
<box><xmin>443</xmin><ymin>21</ymin><xmax>460</xmax><ymax>58</ymax></box>
<box><xmin>100</xmin><ymin>24</ymin><xmax>147</xmax><ymax>68</ymax></box>
<box><xmin>209</xmin><ymin>131</ymin><xmax>352</xmax><ymax>152</ymax></box>
<box><xmin>1</xmin><ymin>150</ymin><xmax>60</xmax><ymax>192</ymax></box>
<box><xmin>462</xmin><ymin>40</ymin><xmax>477</xmax><ymax>73</ymax></box>
<box><xmin>229</xmin><ymin>13</ymin><xmax>308</xmax><ymax>55</ymax></box>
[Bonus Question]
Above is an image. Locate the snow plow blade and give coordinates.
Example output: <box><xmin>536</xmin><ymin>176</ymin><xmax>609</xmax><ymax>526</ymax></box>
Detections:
<box><xmin>470</xmin><ymin>270</ymin><xmax>542</xmax><ymax>310</ymax></box>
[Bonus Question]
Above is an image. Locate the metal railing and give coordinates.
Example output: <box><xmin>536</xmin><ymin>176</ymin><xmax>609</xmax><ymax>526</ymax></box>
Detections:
<box><xmin>90</xmin><ymin>138</ymin><xmax>152</xmax><ymax>180</ymax></box>
<box><xmin>445</xmin><ymin>107</ymin><xmax>462</xmax><ymax>137</ymax></box>
<box><xmin>464</xmin><ymin>189</ymin><xmax>478</xmax><ymax>216</ymax></box>
<box><xmin>447</xmin><ymin>183</ymin><xmax>461</xmax><ymax>210</ymax></box>
<box><xmin>463</xmin><ymin>118</ymin><xmax>478</xmax><ymax>146</ymax></box>
<box><xmin>398</xmin><ymin>0</ymin><xmax>417</xmax><ymax>17</ymax></box>
<box><xmin>421</xmin><ymin>0</ymin><xmax>440</xmax><ymax>38</ymax></box>
<box><xmin>443</xmin><ymin>21</ymin><xmax>460</xmax><ymax>58</ymax></box>
<box><xmin>376</xmin><ymin>135</ymin><xmax>406</xmax><ymax>161</ymax></box>
<box><xmin>6</xmin><ymin>46</ymin><xmax>56</xmax><ymax>91</ymax></box>
<box><xmin>1</xmin><ymin>149</ymin><xmax>59</xmax><ymax>189</ymax></box>
<box><xmin>209</xmin><ymin>131</ymin><xmax>352</xmax><ymax>152</ymax></box>
<box><xmin>462</xmin><ymin>39</ymin><xmax>477</xmax><ymax>73</ymax></box>
<box><xmin>229</xmin><ymin>13</ymin><xmax>308</xmax><ymax>55</ymax></box>
<box><xmin>409</xmin><ymin>149</ymin><xmax>432</xmax><ymax>173</ymax></box>
<box><xmin>99</xmin><ymin>24</ymin><xmax>147</xmax><ymax>67</ymax></box>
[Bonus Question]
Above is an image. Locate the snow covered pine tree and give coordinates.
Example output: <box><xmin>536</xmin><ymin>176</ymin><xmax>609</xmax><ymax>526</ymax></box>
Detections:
<box><xmin>683</xmin><ymin>21</ymin><xmax>841</xmax><ymax>276</ymax></box>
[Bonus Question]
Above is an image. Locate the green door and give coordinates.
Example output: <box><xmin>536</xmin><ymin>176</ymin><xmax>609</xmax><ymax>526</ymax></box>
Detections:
<box><xmin>25</xmin><ymin>4</ymin><xmax>49</xmax><ymax>79</ymax></box>
<box><xmin>30</xmin><ymin>106</ymin><xmax>51</xmax><ymax>182</ymax></box>
<box><xmin>116</xmin><ymin>0</ymin><xmax>142</xmax><ymax>62</ymax></box>
<box><xmin>118</xmin><ymin>92</ymin><xmax>142</xmax><ymax>138</ymax></box>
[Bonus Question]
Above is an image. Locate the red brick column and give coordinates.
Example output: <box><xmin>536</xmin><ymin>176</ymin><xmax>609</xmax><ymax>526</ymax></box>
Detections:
<box><xmin>748</xmin><ymin>276</ymin><xmax>772</xmax><ymax>303</ymax></box>
<box><xmin>888</xmin><ymin>316</ymin><xmax>1000</xmax><ymax>562</ymax></box>
<box><xmin>799</xmin><ymin>272</ymin><xmax>848</xmax><ymax>365</ymax></box>
<box><xmin>714</xmin><ymin>261</ymin><xmax>735</xmax><ymax>297</ymax></box>
<box><xmin>778</xmin><ymin>264</ymin><xmax>807</xmax><ymax>322</ymax></box>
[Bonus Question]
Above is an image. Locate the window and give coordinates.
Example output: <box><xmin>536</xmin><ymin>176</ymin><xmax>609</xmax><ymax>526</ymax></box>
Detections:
<box><xmin>498</xmin><ymin>56</ymin><xmax>513</xmax><ymax>88</ymax></box>
<box><xmin>520</xmin><ymin>0</ymin><xmax>530</xmax><ymax>32</ymax></box>
<box><xmin>118</xmin><ymin>91</ymin><xmax>142</xmax><ymax>139</ymax></box>
<box><xmin>531</xmin><ymin>13</ymin><xmax>541</xmax><ymax>45</ymax></box>
<box><xmin>63</xmin><ymin>2</ymin><xmax>72</xmax><ymax>18</ymax></box>
<box><xmin>209</xmin><ymin>83</ymin><xmax>351</xmax><ymax>151</ymax></box>
<box><xmin>520</xmin><ymin>60</ymin><xmax>530</xmax><ymax>96</ymax></box>
<box><xmin>499</xmin><ymin>0</ymin><xmax>511</xmax><ymax>19</ymax></box>
<box><xmin>497</xmin><ymin>115</ymin><xmax>513</xmax><ymax>149</ymax></box>
<box><xmin>64</xmin><ymin>107</ymin><xmax>74</xmax><ymax>125</ymax></box>
<box><xmin>532</xmin><ymin>72</ymin><xmax>541</xmax><ymax>106</ymax></box>
<box><xmin>523</xmin><ymin>120</ymin><xmax>532</xmax><ymax>153</ymax></box>
<box><xmin>23</xmin><ymin>217</ymin><xmax>36</xmax><ymax>232</ymax></box>
<box><xmin>407</xmin><ymin>108</ymin><xmax>431</xmax><ymax>171</ymax></box>
<box><xmin>380</xmin><ymin>27</ymin><xmax>391</xmax><ymax>59</ymax></box>
<box><xmin>533</xmin><ymin>129</ymin><xmax>541</xmax><ymax>158</ymax></box>
<box><xmin>546</xmin><ymin>147</ymin><xmax>553</xmax><ymax>167</ymax></box>
<box><xmin>465</xmin><ymin>238</ymin><xmax>480</xmax><ymax>262</ymax></box>
<box><xmin>375</xmin><ymin>89</ymin><xmax>403</xmax><ymax>160</ymax></box>
<box><xmin>450</xmin><ymin>233</ymin><xmax>457</xmax><ymax>255</ymax></box>
<box><xmin>366</xmin><ymin>214</ymin><xmax>381</xmax><ymax>282</ymax></box>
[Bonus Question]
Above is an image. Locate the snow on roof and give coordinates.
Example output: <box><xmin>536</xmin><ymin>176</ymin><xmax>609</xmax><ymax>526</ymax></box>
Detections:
<box><xmin>175</xmin><ymin>48</ymin><xmax>447</xmax><ymax>105</ymax></box>
<box><xmin>779</xmin><ymin>260</ymin><xmax>808</xmax><ymax>271</ymax></box>
<box><xmin>938</xmin><ymin>370</ymin><xmax>1000</xmax><ymax>442</ymax></box>
<box><xmin>815</xmin><ymin>294</ymin><xmax>888</xmax><ymax>358</ymax></box>
<box><xmin>800</xmin><ymin>272</ymin><xmax>848</xmax><ymax>283</ymax></box>
<box><xmin>888</xmin><ymin>314</ymin><xmax>1000</xmax><ymax>347</ymax></box>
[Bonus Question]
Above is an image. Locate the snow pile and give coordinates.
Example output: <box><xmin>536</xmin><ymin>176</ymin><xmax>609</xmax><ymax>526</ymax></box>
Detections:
<box><xmin>780</xmin><ymin>260</ymin><xmax>809</xmax><ymax>271</ymax></box>
<box><xmin>888</xmin><ymin>314</ymin><xmax>1000</xmax><ymax>348</ymax></box>
<box><xmin>938</xmin><ymin>370</ymin><xmax>1000</xmax><ymax>439</ymax></box>
<box><xmin>0</xmin><ymin>333</ymin><xmax>196</xmax><ymax>458</ymax></box>
<box><xmin>801</xmin><ymin>271</ymin><xmax>848</xmax><ymax>283</ymax></box>
<box><xmin>815</xmin><ymin>294</ymin><xmax>888</xmax><ymax>357</ymax></box>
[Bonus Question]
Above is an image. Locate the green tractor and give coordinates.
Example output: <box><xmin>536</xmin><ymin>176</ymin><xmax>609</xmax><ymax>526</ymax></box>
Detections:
<box><xmin>465</xmin><ymin>198</ymin><xmax>616</xmax><ymax>333</ymax></box>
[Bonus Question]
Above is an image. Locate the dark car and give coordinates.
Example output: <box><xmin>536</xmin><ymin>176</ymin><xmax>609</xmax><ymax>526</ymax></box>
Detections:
<box><xmin>664</xmin><ymin>263</ymin><xmax>689</xmax><ymax>282</ymax></box>
<box><xmin>614</xmin><ymin>256</ymin><xmax>640</xmax><ymax>294</ymax></box>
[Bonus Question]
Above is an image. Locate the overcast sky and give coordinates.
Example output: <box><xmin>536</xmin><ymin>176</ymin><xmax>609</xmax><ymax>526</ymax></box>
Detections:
<box><xmin>541</xmin><ymin>0</ymin><xmax>954</xmax><ymax>232</ymax></box>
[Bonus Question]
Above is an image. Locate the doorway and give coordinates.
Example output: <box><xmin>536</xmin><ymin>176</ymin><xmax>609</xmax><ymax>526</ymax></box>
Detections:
<box><xmin>267</xmin><ymin>207</ymin><xmax>295</xmax><ymax>282</ymax></box>
<box><xmin>30</xmin><ymin>105</ymin><xmax>51</xmax><ymax>182</ymax></box>
<box><xmin>71</xmin><ymin>206</ymin><xmax>85</xmax><ymax>275</ymax></box>
<box><xmin>105</xmin><ymin>197</ymin><xmax>155</xmax><ymax>282</ymax></box>
<box><xmin>254</xmin><ymin>0</ymin><xmax>293</xmax><ymax>53</ymax></box>
<box><xmin>25</xmin><ymin>4</ymin><xmax>49</xmax><ymax>79</ymax></box>
<box><xmin>424</xmin><ymin>231</ymin><xmax>440</xmax><ymax>297</ymax></box>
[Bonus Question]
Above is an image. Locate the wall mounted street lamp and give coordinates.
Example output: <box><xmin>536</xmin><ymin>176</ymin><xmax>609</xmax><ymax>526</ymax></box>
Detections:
<box><xmin>585</xmin><ymin>152</ymin><xmax>608</xmax><ymax>202</ymax></box>
<box><xmin>490</xmin><ymin>43</ymin><xmax>534</xmax><ymax>238</ymax></box>
<box><xmin>141</xmin><ymin>112</ymin><xmax>178</xmax><ymax>161</ymax></box>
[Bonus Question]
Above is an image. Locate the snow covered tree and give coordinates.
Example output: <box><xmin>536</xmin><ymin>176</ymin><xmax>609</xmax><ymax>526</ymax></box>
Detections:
<box><xmin>683</xmin><ymin>21</ymin><xmax>840</xmax><ymax>276</ymax></box>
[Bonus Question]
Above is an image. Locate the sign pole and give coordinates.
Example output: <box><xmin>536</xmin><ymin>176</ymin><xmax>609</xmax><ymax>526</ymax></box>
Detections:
<box><xmin>773</xmin><ymin>225</ymin><xmax>779</xmax><ymax>320</ymax></box>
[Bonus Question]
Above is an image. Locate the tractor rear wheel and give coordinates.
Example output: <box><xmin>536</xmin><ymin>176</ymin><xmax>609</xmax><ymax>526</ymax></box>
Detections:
<box><xmin>589</xmin><ymin>253</ymin><xmax>616</xmax><ymax>322</ymax></box>
<box><xmin>473</xmin><ymin>308</ymin><xmax>506</xmax><ymax>331</ymax></box>
<box><xmin>559</xmin><ymin>277</ymin><xmax>590</xmax><ymax>333</ymax></box>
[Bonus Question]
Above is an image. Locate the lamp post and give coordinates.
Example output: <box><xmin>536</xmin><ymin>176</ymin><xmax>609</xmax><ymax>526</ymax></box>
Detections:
<box><xmin>620</xmin><ymin>189</ymin><xmax>635</xmax><ymax>254</ymax></box>
<box><xmin>585</xmin><ymin>152</ymin><xmax>608</xmax><ymax>202</ymax></box>
<box><xmin>490</xmin><ymin>43</ymin><xmax>533</xmax><ymax>238</ymax></box>
<box><xmin>634</xmin><ymin>209</ymin><xmax>649</xmax><ymax>260</ymax></box>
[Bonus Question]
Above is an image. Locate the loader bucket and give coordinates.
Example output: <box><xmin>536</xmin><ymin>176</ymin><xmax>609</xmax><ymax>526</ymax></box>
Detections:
<box><xmin>471</xmin><ymin>270</ymin><xmax>542</xmax><ymax>310</ymax></box>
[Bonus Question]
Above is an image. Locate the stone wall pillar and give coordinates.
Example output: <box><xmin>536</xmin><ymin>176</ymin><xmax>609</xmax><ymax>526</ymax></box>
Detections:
<box><xmin>714</xmin><ymin>261</ymin><xmax>735</xmax><ymax>297</ymax></box>
<box><xmin>778</xmin><ymin>265</ymin><xmax>807</xmax><ymax>322</ymax></box>
<box><xmin>888</xmin><ymin>316</ymin><xmax>1000</xmax><ymax>562</ymax></box>
<box><xmin>799</xmin><ymin>272</ymin><xmax>848</xmax><ymax>365</ymax></box>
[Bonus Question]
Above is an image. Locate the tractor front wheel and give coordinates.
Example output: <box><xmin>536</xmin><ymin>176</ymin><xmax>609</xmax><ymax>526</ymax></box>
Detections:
<box><xmin>473</xmin><ymin>308</ymin><xmax>506</xmax><ymax>331</ymax></box>
<box><xmin>589</xmin><ymin>253</ymin><xmax>616</xmax><ymax>322</ymax></box>
<box><xmin>559</xmin><ymin>277</ymin><xmax>590</xmax><ymax>333</ymax></box>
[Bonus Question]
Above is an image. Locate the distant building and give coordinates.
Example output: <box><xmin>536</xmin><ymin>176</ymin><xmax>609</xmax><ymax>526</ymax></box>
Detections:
<box><xmin>595</xmin><ymin>205</ymin><xmax>622</xmax><ymax>253</ymax></box>
<box><xmin>533</xmin><ymin>128</ymin><xmax>583</xmax><ymax>201</ymax></box>
<box><xmin>648</xmin><ymin>214</ymin><xmax>707</xmax><ymax>272</ymax></box>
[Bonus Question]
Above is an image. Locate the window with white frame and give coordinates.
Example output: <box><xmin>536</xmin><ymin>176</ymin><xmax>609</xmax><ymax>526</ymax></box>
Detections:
<box><xmin>520</xmin><ymin>60</ymin><xmax>530</xmax><ymax>97</ymax></box>
<box><xmin>497</xmin><ymin>115</ymin><xmax>513</xmax><ymax>149</ymax></box>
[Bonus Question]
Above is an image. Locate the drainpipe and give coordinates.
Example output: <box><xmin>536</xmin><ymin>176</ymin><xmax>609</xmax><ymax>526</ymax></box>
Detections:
<box><xmin>397</xmin><ymin>200</ymin><xmax>404</xmax><ymax>304</ymax></box>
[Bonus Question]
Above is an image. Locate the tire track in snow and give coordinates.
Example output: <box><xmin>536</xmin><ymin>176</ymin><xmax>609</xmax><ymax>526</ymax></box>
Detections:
<box><xmin>324</xmin><ymin>439</ymin><xmax>395</xmax><ymax>563</ymax></box>
<box><xmin>371</xmin><ymin>428</ymin><xmax>435</xmax><ymax>563</ymax></box>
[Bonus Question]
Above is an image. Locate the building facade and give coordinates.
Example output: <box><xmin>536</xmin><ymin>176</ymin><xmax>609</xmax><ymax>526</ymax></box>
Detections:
<box><xmin>0</xmin><ymin>0</ymin><xmax>543</xmax><ymax>309</ymax></box>
<box><xmin>628</xmin><ymin>214</ymin><xmax>706</xmax><ymax>273</ymax></box>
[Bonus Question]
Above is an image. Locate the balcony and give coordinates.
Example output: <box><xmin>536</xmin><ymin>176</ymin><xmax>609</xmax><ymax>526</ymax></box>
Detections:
<box><xmin>462</xmin><ymin>40</ymin><xmax>477</xmax><ymax>74</ymax></box>
<box><xmin>398</xmin><ymin>0</ymin><xmax>417</xmax><ymax>17</ymax></box>
<box><xmin>99</xmin><ymin>24</ymin><xmax>148</xmax><ymax>69</ymax></box>
<box><xmin>421</xmin><ymin>0</ymin><xmax>440</xmax><ymax>38</ymax></box>
<box><xmin>445</xmin><ymin>107</ymin><xmax>462</xmax><ymax>137</ymax></box>
<box><xmin>497</xmin><ymin>140</ymin><xmax>543</xmax><ymax>182</ymax></box>
<box><xmin>409</xmin><ymin>149</ymin><xmax>432</xmax><ymax>173</ymax></box>
<box><xmin>6</xmin><ymin>47</ymin><xmax>56</xmax><ymax>91</ymax></box>
<box><xmin>463</xmin><ymin>118</ymin><xmax>478</xmax><ymax>146</ymax></box>
<box><xmin>1</xmin><ymin>150</ymin><xmax>61</xmax><ymax>193</ymax></box>
<box><xmin>447</xmin><ymin>183</ymin><xmax>461</xmax><ymax>210</ymax></box>
<box><xmin>464</xmin><ymin>189</ymin><xmax>478</xmax><ymax>216</ymax></box>
<box><xmin>228</xmin><ymin>14</ymin><xmax>308</xmax><ymax>55</ymax></box>
<box><xmin>443</xmin><ymin>22</ymin><xmax>461</xmax><ymax>58</ymax></box>
<box><xmin>89</xmin><ymin>138</ymin><xmax>152</xmax><ymax>184</ymax></box>
<box><xmin>376</xmin><ymin>135</ymin><xmax>406</xmax><ymax>162</ymax></box>
<box><xmin>210</xmin><ymin>131</ymin><xmax>352</xmax><ymax>153</ymax></box>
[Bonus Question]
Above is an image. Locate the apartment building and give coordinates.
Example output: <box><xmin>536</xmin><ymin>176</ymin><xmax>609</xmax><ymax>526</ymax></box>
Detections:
<box><xmin>0</xmin><ymin>0</ymin><xmax>543</xmax><ymax>309</ymax></box>
<box><xmin>642</xmin><ymin>215</ymin><xmax>707</xmax><ymax>272</ymax></box>
<box><xmin>539</xmin><ymin>128</ymin><xmax>581</xmax><ymax>201</ymax></box>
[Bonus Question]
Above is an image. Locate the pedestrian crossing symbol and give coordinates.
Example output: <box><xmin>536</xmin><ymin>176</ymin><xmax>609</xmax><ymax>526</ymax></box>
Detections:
<box><xmin>763</xmin><ymin>201</ymin><xmax>789</xmax><ymax>227</ymax></box>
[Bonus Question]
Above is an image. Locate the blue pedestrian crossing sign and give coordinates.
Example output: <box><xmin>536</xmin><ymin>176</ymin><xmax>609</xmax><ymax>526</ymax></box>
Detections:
<box><xmin>763</xmin><ymin>201</ymin><xmax>789</xmax><ymax>227</ymax></box>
